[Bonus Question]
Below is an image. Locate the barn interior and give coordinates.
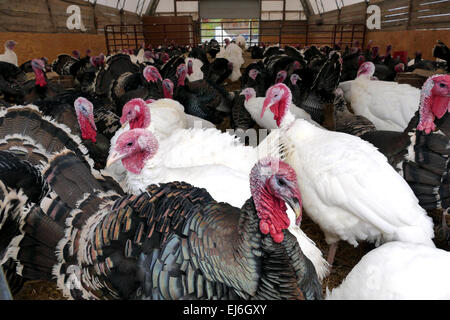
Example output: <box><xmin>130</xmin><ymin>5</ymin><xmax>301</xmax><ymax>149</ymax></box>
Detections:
<box><xmin>0</xmin><ymin>0</ymin><xmax>449</xmax><ymax>301</ymax></box>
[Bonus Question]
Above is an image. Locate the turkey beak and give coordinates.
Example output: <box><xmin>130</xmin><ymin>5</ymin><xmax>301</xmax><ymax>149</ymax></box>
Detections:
<box><xmin>285</xmin><ymin>196</ymin><xmax>302</xmax><ymax>225</ymax></box>
<box><xmin>261</xmin><ymin>97</ymin><xmax>274</xmax><ymax>119</ymax></box>
<box><xmin>121</xmin><ymin>120</ymin><xmax>129</xmax><ymax>128</ymax></box>
<box><xmin>106</xmin><ymin>151</ymin><xmax>125</xmax><ymax>168</ymax></box>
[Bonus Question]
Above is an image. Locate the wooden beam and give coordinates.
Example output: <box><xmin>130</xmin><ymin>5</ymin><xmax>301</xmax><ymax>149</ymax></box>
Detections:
<box><xmin>299</xmin><ymin>0</ymin><xmax>314</xmax><ymax>18</ymax></box>
<box><xmin>45</xmin><ymin>0</ymin><xmax>55</xmax><ymax>31</ymax></box>
<box><xmin>144</xmin><ymin>0</ymin><xmax>159</xmax><ymax>16</ymax></box>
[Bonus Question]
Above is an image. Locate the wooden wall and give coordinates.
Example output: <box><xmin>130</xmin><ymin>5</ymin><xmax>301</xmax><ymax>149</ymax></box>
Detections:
<box><xmin>0</xmin><ymin>32</ymin><xmax>107</xmax><ymax>65</ymax></box>
<box><xmin>308</xmin><ymin>0</ymin><xmax>450</xmax><ymax>60</ymax></box>
<box><xmin>308</xmin><ymin>0</ymin><xmax>450</xmax><ymax>31</ymax></box>
<box><xmin>0</xmin><ymin>0</ymin><xmax>141</xmax><ymax>34</ymax></box>
<box><xmin>0</xmin><ymin>1</ymin><xmax>142</xmax><ymax>65</ymax></box>
<box><xmin>366</xmin><ymin>29</ymin><xmax>450</xmax><ymax>61</ymax></box>
<box><xmin>142</xmin><ymin>16</ymin><xmax>195</xmax><ymax>46</ymax></box>
<box><xmin>308</xmin><ymin>1</ymin><xmax>367</xmax><ymax>25</ymax></box>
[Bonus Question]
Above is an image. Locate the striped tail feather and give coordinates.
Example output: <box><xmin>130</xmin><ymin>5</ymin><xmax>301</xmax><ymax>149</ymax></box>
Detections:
<box><xmin>0</xmin><ymin>151</ymin><xmax>123</xmax><ymax>289</ymax></box>
<box><xmin>0</xmin><ymin>150</ymin><xmax>51</xmax><ymax>294</ymax></box>
<box><xmin>0</xmin><ymin>105</ymin><xmax>94</xmax><ymax>169</ymax></box>
<box><xmin>0</xmin><ymin>150</ymin><xmax>49</xmax><ymax>204</ymax></box>
<box><xmin>0</xmin><ymin>181</ymin><xmax>28</xmax><ymax>294</ymax></box>
<box><xmin>0</xmin><ymin>106</ymin><xmax>123</xmax><ymax>197</ymax></box>
<box><xmin>1</xmin><ymin>192</ymin><xmax>72</xmax><ymax>282</ymax></box>
<box><xmin>43</xmin><ymin>150</ymin><xmax>123</xmax><ymax>207</ymax></box>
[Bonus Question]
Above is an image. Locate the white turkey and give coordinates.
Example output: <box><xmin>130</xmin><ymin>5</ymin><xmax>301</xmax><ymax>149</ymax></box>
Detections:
<box><xmin>0</xmin><ymin>41</ymin><xmax>18</xmax><ymax>67</ymax></box>
<box><xmin>240</xmin><ymin>87</ymin><xmax>320</xmax><ymax>129</ymax></box>
<box><xmin>107</xmin><ymin>128</ymin><xmax>254</xmax><ymax>207</ymax></box>
<box><xmin>106</xmin><ymin>97</ymin><xmax>261</xmax><ymax>187</ymax></box>
<box><xmin>339</xmin><ymin>61</ymin><xmax>420</xmax><ymax>131</ymax></box>
<box><xmin>129</xmin><ymin>42</ymin><xmax>146</xmax><ymax>64</ymax></box>
<box><xmin>185</xmin><ymin>57</ymin><xmax>204</xmax><ymax>82</ymax></box>
<box><xmin>114</xmin><ymin>97</ymin><xmax>215</xmax><ymax>141</ymax></box>
<box><xmin>217</xmin><ymin>40</ymin><xmax>245</xmax><ymax>82</ymax></box>
<box><xmin>261</xmin><ymin>83</ymin><xmax>435</xmax><ymax>265</ymax></box>
<box><xmin>326</xmin><ymin>241</ymin><xmax>450</xmax><ymax>300</ymax></box>
<box><xmin>106</xmin><ymin>98</ymin><xmax>214</xmax><ymax>183</ymax></box>
<box><xmin>235</xmin><ymin>34</ymin><xmax>247</xmax><ymax>51</ymax></box>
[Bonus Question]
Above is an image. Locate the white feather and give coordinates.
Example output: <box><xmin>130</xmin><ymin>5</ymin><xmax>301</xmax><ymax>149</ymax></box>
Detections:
<box><xmin>344</xmin><ymin>72</ymin><xmax>421</xmax><ymax>132</ymax></box>
<box><xmin>106</xmin><ymin>98</ymin><xmax>216</xmax><ymax>183</ymax></box>
<box><xmin>0</xmin><ymin>41</ymin><xmax>18</xmax><ymax>66</ymax></box>
<box><xmin>217</xmin><ymin>43</ymin><xmax>244</xmax><ymax>82</ymax></box>
<box><xmin>235</xmin><ymin>35</ymin><xmax>246</xmax><ymax>50</ymax></box>
<box><xmin>326</xmin><ymin>241</ymin><xmax>450</xmax><ymax>299</ymax></box>
<box><xmin>278</xmin><ymin>117</ymin><xmax>435</xmax><ymax>248</ymax></box>
<box><xmin>242</xmin><ymin>93</ymin><xmax>321</xmax><ymax>129</ymax></box>
<box><xmin>185</xmin><ymin>57</ymin><xmax>204</xmax><ymax>82</ymax></box>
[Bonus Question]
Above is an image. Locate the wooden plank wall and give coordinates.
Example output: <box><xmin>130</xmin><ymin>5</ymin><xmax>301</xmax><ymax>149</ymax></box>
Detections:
<box><xmin>308</xmin><ymin>2</ymin><xmax>367</xmax><ymax>25</ymax></box>
<box><xmin>366</xmin><ymin>29</ymin><xmax>450</xmax><ymax>61</ymax></box>
<box><xmin>0</xmin><ymin>0</ymin><xmax>141</xmax><ymax>34</ymax></box>
<box><xmin>308</xmin><ymin>0</ymin><xmax>450</xmax><ymax>30</ymax></box>
<box><xmin>141</xmin><ymin>16</ymin><xmax>195</xmax><ymax>47</ymax></box>
<box><xmin>0</xmin><ymin>32</ymin><xmax>107</xmax><ymax>65</ymax></box>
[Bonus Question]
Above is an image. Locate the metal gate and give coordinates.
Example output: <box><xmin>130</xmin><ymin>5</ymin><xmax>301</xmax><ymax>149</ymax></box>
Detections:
<box><xmin>104</xmin><ymin>20</ymin><xmax>366</xmax><ymax>55</ymax></box>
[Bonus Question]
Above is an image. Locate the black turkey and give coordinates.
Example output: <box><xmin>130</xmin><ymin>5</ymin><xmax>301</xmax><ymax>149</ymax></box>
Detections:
<box><xmin>241</xmin><ymin>61</ymin><xmax>269</xmax><ymax>97</ymax></box>
<box><xmin>0</xmin><ymin>144</ymin><xmax>322</xmax><ymax>300</ymax></box>
<box><xmin>206</xmin><ymin>39</ymin><xmax>221</xmax><ymax>58</ymax></box>
<box><xmin>94</xmin><ymin>54</ymin><xmax>140</xmax><ymax>105</ymax></box>
<box><xmin>433</xmin><ymin>40</ymin><xmax>450</xmax><ymax>71</ymax></box>
<box><xmin>174</xmin><ymin>64</ymin><xmax>233</xmax><ymax>125</ymax></box>
<box><xmin>205</xmin><ymin>58</ymin><xmax>233</xmax><ymax>85</ymax></box>
<box><xmin>0</xmin><ymin>61</ymin><xmax>26</xmax><ymax>103</ymax></box>
<box><xmin>19</xmin><ymin>59</ymin><xmax>65</xmax><ymax>105</ymax></box>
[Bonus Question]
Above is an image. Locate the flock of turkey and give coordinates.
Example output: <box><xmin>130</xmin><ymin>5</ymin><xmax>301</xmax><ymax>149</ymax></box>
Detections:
<box><xmin>0</xmin><ymin>36</ymin><xmax>449</xmax><ymax>300</ymax></box>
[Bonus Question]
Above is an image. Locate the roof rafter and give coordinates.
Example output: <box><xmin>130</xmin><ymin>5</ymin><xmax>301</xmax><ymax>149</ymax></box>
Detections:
<box><xmin>144</xmin><ymin>0</ymin><xmax>160</xmax><ymax>15</ymax></box>
<box><xmin>299</xmin><ymin>0</ymin><xmax>315</xmax><ymax>18</ymax></box>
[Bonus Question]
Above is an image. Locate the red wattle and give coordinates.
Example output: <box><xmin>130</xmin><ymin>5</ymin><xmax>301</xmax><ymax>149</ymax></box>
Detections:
<box><xmin>34</xmin><ymin>70</ymin><xmax>47</xmax><ymax>87</ymax></box>
<box><xmin>177</xmin><ymin>75</ymin><xmax>186</xmax><ymax>87</ymax></box>
<box><xmin>256</xmin><ymin>183</ymin><xmax>291</xmax><ymax>243</ymax></box>
<box><xmin>79</xmin><ymin>119</ymin><xmax>97</xmax><ymax>143</ymax></box>
<box><xmin>122</xmin><ymin>151</ymin><xmax>148</xmax><ymax>174</ymax></box>
<box><xmin>130</xmin><ymin>115</ymin><xmax>146</xmax><ymax>129</ymax></box>
<box><xmin>431</xmin><ymin>95</ymin><xmax>450</xmax><ymax>119</ymax></box>
<box><xmin>163</xmin><ymin>86</ymin><xmax>173</xmax><ymax>99</ymax></box>
<box><xmin>260</xmin><ymin>220</ymin><xmax>269</xmax><ymax>235</ymax></box>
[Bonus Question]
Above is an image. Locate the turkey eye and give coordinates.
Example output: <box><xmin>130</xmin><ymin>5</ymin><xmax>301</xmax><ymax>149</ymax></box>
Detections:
<box><xmin>440</xmin><ymin>83</ymin><xmax>446</xmax><ymax>88</ymax></box>
<box><xmin>127</xmin><ymin>142</ymin><xmax>133</xmax><ymax>147</ymax></box>
<box><xmin>277</xmin><ymin>178</ymin><xmax>286</xmax><ymax>186</ymax></box>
